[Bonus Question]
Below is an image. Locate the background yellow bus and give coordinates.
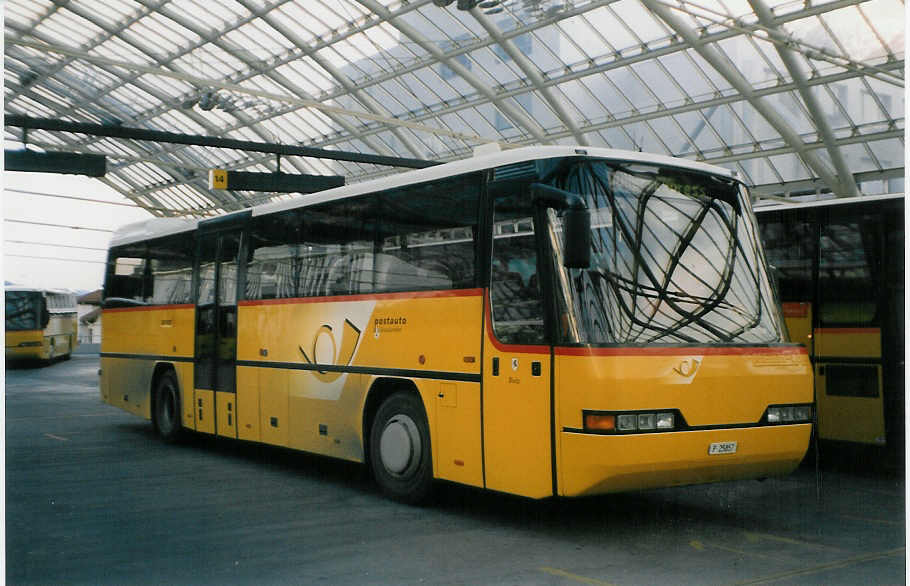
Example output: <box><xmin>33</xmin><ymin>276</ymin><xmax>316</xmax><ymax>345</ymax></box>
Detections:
<box><xmin>101</xmin><ymin>146</ymin><xmax>813</xmax><ymax>502</ymax></box>
<box><xmin>5</xmin><ymin>287</ymin><xmax>78</xmax><ymax>363</ymax></box>
<box><xmin>757</xmin><ymin>194</ymin><xmax>904</xmax><ymax>467</ymax></box>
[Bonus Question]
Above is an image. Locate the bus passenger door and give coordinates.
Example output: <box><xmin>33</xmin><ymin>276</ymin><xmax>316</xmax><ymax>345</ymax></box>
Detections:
<box><xmin>194</xmin><ymin>224</ymin><xmax>244</xmax><ymax>438</ymax></box>
<box><xmin>481</xmin><ymin>201</ymin><xmax>553</xmax><ymax>499</ymax></box>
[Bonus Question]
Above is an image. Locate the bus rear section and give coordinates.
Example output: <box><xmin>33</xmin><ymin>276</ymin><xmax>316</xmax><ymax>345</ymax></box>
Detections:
<box><xmin>555</xmin><ymin>347</ymin><xmax>812</xmax><ymax>496</ymax></box>
<box><xmin>5</xmin><ymin>288</ymin><xmax>78</xmax><ymax>362</ymax></box>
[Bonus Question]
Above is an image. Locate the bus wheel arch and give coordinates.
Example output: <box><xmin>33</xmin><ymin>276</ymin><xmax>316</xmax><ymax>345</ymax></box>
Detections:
<box><xmin>364</xmin><ymin>379</ymin><xmax>433</xmax><ymax>503</ymax></box>
<box><xmin>151</xmin><ymin>364</ymin><xmax>182</xmax><ymax>442</ymax></box>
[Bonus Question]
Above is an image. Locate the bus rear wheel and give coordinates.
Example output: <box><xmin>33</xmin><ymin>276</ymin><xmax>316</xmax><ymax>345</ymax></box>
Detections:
<box><xmin>153</xmin><ymin>370</ymin><xmax>182</xmax><ymax>442</ymax></box>
<box><xmin>369</xmin><ymin>392</ymin><xmax>433</xmax><ymax>504</ymax></box>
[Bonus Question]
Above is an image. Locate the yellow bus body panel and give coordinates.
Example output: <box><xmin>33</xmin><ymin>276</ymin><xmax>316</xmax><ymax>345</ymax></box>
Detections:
<box><xmin>815</xmin><ymin>329</ymin><xmax>881</xmax><ymax>358</ymax></box>
<box><xmin>236</xmin><ymin>368</ymin><xmax>261</xmax><ymax>442</ymax></box>
<box><xmin>216</xmin><ymin>391</ymin><xmax>237</xmax><ymax>438</ymax></box>
<box><xmin>194</xmin><ymin>389</ymin><xmax>215</xmax><ymax>434</ymax></box>
<box><xmin>5</xmin><ymin>329</ymin><xmax>46</xmax><ymax>360</ymax></box>
<box><xmin>483</xmin><ymin>345</ymin><xmax>552</xmax><ymax>499</ymax></box>
<box><xmin>100</xmin><ymin>306</ymin><xmax>195</xmax><ymax>423</ymax></box>
<box><xmin>236</xmin><ymin>291</ymin><xmax>483</xmax><ymax>478</ymax></box>
<box><xmin>555</xmin><ymin>350</ymin><xmax>813</xmax><ymax>497</ymax></box>
<box><xmin>6</xmin><ymin>313</ymin><xmax>77</xmax><ymax>361</ymax></box>
<box><xmin>814</xmin><ymin>328</ymin><xmax>885</xmax><ymax>445</ymax></box>
<box><xmin>559</xmin><ymin>425</ymin><xmax>811</xmax><ymax>496</ymax></box>
<box><xmin>815</xmin><ymin>365</ymin><xmax>885</xmax><ymax>444</ymax></box>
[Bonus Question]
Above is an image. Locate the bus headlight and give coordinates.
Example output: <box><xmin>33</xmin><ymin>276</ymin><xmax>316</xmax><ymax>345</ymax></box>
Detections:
<box><xmin>584</xmin><ymin>410</ymin><xmax>679</xmax><ymax>433</ymax></box>
<box><xmin>767</xmin><ymin>405</ymin><xmax>813</xmax><ymax>424</ymax></box>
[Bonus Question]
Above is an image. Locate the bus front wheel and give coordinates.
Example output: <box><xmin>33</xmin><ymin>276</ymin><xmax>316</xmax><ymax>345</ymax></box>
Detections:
<box><xmin>153</xmin><ymin>370</ymin><xmax>182</xmax><ymax>442</ymax></box>
<box><xmin>369</xmin><ymin>392</ymin><xmax>433</xmax><ymax>504</ymax></box>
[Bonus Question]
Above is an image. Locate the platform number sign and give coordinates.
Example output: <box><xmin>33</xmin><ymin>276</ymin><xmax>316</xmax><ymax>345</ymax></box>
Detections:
<box><xmin>209</xmin><ymin>169</ymin><xmax>228</xmax><ymax>190</ymax></box>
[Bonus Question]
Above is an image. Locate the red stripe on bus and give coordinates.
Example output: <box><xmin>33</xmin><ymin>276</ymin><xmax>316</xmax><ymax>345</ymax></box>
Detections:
<box><xmin>555</xmin><ymin>345</ymin><xmax>808</xmax><ymax>357</ymax></box>
<box><xmin>102</xmin><ymin>303</ymin><xmax>194</xmax><ymax>313</ymax></box>
<box><xmin>781</xmin><ymin>302</ymin><xmax>809</xmax><ymax>318</ymax></box>
<box><xmin>238</xmin><ymin>288</ymin><xmax>484</xmax><ymax>307</ymax></box>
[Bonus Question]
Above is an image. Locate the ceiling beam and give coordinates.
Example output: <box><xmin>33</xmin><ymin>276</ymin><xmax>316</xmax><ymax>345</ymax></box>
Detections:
<box><xmin>748</xmin><ymin>0</ymin><xmax>858</xmax><ymax>196</ymax></box>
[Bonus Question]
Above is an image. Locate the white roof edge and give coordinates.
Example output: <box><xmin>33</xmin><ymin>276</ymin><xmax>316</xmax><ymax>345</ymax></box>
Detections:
<box><xmin>5</xmin><ymin>286</ymin><xmax>76</xmax><ymax>295</ymax></box>
<box><xmin>754</xmin><ymin>192</ymin><xmax>905</xmax><ymax>213</ymax></box>
<box><xmin>107</xmin><ymin>147</ymin><xmax>738</xmax><ymax>247</ymax></box>
<box><xmin>109</xmin><ymin>217</ymin><xmax>199</xmax><ymax>248</ymax></box>
<box><xmin>253</xmin><ymin>146</ymin><xmax>737</xmax><ymax>218</ymax></box>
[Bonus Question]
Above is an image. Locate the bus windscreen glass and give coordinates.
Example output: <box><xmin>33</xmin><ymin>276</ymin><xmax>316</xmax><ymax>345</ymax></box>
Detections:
<box><xmin>5</xmin><ymin>291</ymin><xmax>41</xmax><ymax>331</ymax></box>
<box><xmin>549</xmin><ymin>160</ymin><xmax>782</xmax><ymax>345</ymax></box>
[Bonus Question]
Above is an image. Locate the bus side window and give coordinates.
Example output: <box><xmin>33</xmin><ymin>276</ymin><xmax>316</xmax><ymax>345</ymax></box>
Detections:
<box><xmin>377</xmin><ymin>175</ymin><xmax>480</xmax><ymax>293</ymax></box>
<box><xmin>105</xmin><ymin>254</ymin><xmax>149</xmax><ymax>305</ymax></box>
<box><xmin>819</xmin><ymin>214</ymin><xmax>880</xmax><ymax>326</ymax></box>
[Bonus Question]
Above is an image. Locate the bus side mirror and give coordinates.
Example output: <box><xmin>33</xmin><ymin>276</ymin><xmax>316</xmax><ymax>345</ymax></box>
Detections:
<box><xmin>562</xmin><ymin>207</ymin><xmax>591</xmax><ymax>269</ymax></box>
<box><xmin>530</xmin><ymin>183</ymin><xmax>591</xmax><ymax>269</ymax></box>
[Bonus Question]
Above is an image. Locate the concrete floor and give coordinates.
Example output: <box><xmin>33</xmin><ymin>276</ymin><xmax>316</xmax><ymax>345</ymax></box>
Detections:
<box><xmin>5</xmin><ymin>354</ymin><xmax>906</xmax><ymax>585</ymax></box>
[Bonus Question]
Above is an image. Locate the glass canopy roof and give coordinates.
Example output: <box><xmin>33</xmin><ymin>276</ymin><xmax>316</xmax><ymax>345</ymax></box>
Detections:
<box><xmin>4</xmin><ymin>0</ymin><xmax>905</xmax><ymax>217</ymax></box>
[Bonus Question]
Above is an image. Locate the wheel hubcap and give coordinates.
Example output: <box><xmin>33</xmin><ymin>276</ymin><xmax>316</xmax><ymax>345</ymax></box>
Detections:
<box><xmin>379</xmin><ymin>415</ymin><xmax>421</xmax><ymax>477</ymax></box>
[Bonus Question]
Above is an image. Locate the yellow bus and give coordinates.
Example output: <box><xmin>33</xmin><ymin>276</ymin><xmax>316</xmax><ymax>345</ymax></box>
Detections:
<box><xmin>757</xmin><ymin>194</ymin><xmax>904</xmax><ymax>461</ymax></box>
<box><xmin>5</xmin><ymin>287</ymin><xmax>78</xmax><ymax>363</ymax></box>
<box><xmin>101</xmin><ymin>146</ymin><xmax>813</xmax><ymax>502</ymax></box>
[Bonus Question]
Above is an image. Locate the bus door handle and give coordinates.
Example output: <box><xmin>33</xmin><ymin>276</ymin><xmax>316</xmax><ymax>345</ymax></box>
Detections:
<box><xmin>492</xmin><ymin>357</ymin><xmax>499</xmax><ymax>376</ymax></box>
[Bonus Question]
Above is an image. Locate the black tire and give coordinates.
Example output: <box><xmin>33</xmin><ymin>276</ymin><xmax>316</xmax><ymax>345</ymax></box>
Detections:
<box><xmin>369</xmin><ymin>392</ymin><xmax>433</xmax><ymax>504</ymax></box>
<box><xmin>153</xmin><ymin>370</ymin><xmax>183</xmax><ymax>442</ymax></box>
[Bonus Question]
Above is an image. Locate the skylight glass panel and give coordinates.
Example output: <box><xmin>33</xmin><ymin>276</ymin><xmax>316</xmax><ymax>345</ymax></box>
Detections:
<box><xmin>861</xmin><ymin>76</ymin><xmax>905</xmax><ymax>121</ymax></box>
<box><xmin>576</xmin><ymin>75</ymin><xmax>628</xmax><ymax>122</ymax></box>
<box><xmin>405</xmin><ymin>5</ymin><xmax>473</xmax><ymax>48</ymax></box>
<box><xmin>631</xmin><ymin>60</ymin><xmax>686</xmax><ymax>107</ymax></box>
<box><xmin>559</xmin><ymin>11</ymin><xmax>620</xmax><ymax>60</ymax></box>
<box><xmin>768</xmin><ymin>153</ymin><xmax>811</xmax><ymax>182</ymax></box>
<box><xmin>76</xmin><ymin>0</ymin><xmax>137</xmax><ymax>29</ymax></box>
<box><xmin>269</xmin><ymin>4</ymin><xmax>320</xmax><ymax>46</ymax></box>
<box><xmin>860</xmin><ymin>0</ymin><xmax>906</xmax><ymax>56</ymax></box>
<box><xmin>130</xmin><ymin>12</ymin><xmax>201</xmax><ymax>58</ymax></box>
<box><xmin>675</xmin><ymin>110</ymin><xmax>725</xmax><ymax>153</ymax></box>
<box><xmin>555</xmin><ymin>79</ymin><xmax>605</xmax><ymax>125</ymax></box>
<box><xmin>375</xmin><ymin>77</ymin><xmax>423</xmax><ymax>116</ymax></box>
<box><xmin>604</xmin><ymin>66</ymin><xmax>658</xmax><ymax>115</ymax></box>
<box><xmin>5</xmin><ymin>1</ymin><xmax>53</xmax><ymax>26</ymax></box>
<box><xmin>739</xmin><ymin>156</ymin><xmax>781</xmax><ymax>186</ymax></box>
<box><xmin>15</xmin><ymin>96</ymin><xmax>56</xmax><ymax>118</ymax></box>
<box><xmin>685</xmin><ymin>49</ymin><xmax>735</xmax><ymax>95</ymax></box>
<box><xmin>39</xmin><ymin>10</ymin><xmax>103</xmax><ymax>48</ymax></box>
<box><xmin>274</xmin><ymin>58</ymin><xmax>336</xmax><ymax>97</ymax></box>
<box><xmin>820</xmin><ymin>5</ymin><xmax>890</xmax><ymax>62</ymax></box>
<box><xmin>864</xmin><ymin>138</ymin><xmax>904</xmax><ymax>171</ymax></box>
<box><xmin>138</xmin><ymin>74</ymin><xmax>195</xmax><ymax>100</ymax></box>
<box><xmin>645</xmin><ymin>115</ymin><xmax>690</xmax><ymax>155</ymax></box>
<box><xmin>90</xmin><ymin>35</ymin><xmax>155</xmax><ymax>67</ymax></box>
<box><xmin>610</xmin><ymin>0</ymin><xmax>669</xmax><ymax>47</ymax></box>
<box><xmin>224</xmin><ymin>19</ymin><xmax>296</xmax><ymax>56</ymax></box>
<box><xmin>176</xmin><ymin>44</ymin><xmax>248</xmax><ymax>79</ymax></box>
<box><xmin>165</xmin><ymin>0</ymin><xmax>248</xmax><ymax>32</ymax></box>
<box><xmin>657</xmin><ymin>51</ymin><xmax>712</xmax><ymax>100</ymax></box>
<box><xmin>729</xmin><ymin>101</ymin><xmax>780</xmax><ymax>143</ymax></box>
<box><xmin>599</xmin><ymin>125</ymin><xmax>638</xmax><ymax>152</ymax></box>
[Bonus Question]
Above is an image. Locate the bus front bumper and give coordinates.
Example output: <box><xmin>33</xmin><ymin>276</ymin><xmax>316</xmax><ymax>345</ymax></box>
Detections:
<box><xmin>558</xmin><ymin>424</ymin><xmax>811</xmax><ymax>497</ymax></box>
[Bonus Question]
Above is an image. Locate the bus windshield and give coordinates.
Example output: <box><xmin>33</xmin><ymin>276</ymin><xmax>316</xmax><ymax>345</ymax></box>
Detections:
<box><xmin>548</xmin><ymin>160</ymin><xmax>782</xmax><ymax>345</ymax></box>
<box><xmin>5</xmin><ymin>291</ymin><xmax>42</xmax><ymax>331</ymax></box>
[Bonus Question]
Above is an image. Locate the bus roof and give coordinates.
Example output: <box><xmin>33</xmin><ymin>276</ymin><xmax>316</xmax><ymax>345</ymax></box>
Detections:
<box><xmin>754</xmin><ymin>192</ymin><xmax>904</xmax><ymax>213</ymax></box>
<box><xmin>5</xmin><ymin>286</ymin><xmax>75</xmax><ymax>296</ymax></box>
<box><xmin>110</xmin><ymin>146</ymin><xmax>736</xmax><ymax>248</ymax></box>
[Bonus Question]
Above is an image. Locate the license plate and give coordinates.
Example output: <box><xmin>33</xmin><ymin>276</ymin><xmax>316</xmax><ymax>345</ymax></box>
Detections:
<box><xmin>708</xmin><ymin>441</ymin><xmax>737</xmax><ymax>455</ymax></box>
